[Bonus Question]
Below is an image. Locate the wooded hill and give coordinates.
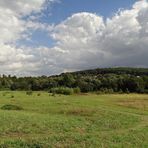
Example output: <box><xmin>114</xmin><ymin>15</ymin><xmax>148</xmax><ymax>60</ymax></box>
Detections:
<box><xmin>0</xmin><ymin>67</ymin><xmax>148</xmax><ymax>93</ymax></box>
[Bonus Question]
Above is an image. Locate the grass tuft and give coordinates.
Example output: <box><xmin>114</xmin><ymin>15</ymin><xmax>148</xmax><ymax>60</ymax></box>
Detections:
<box><xmin>1</xmin><ymin>104</ymin><xmax>23</xmax><ymax>111</ymax></box>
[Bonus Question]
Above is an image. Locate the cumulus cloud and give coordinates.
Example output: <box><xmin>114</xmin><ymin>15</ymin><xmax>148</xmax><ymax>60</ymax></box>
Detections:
<box><xmin>0</xmin><ymin>0</ymin><xmax>148</xmax><ymax>76</ymax></box>
<box><xmin>44</xmin><ymin>0</ymin><xmax>148</xmax><ymax>74</ymax></box>
<box><xmin>0</xmin><ymin>0</ymin><xmax>49</xmax><ymax>44</ymax></box>
<box><xmin>49</xmin><ymin>12</ymin><xmax>106</xmax><ymax>69</ymax></box>
<box><xmin>0</xmin><ymin>0</ymin><xmax>46</xmax><ymax>15</ymax></box>
<box><xmin>0</xmin><ymin>0</ymin><xmax>54</xmax><ymax>75</ymax></box>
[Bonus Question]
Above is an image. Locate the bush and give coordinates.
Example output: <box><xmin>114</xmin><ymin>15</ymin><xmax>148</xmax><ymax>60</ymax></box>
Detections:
<box><xmin>49</xmin><ymin>87</ymin><xmax>74</xmax><ymax>95</ymax></box>
<box><xmin>37</xmin><ymin>93</ymin><xmax>41</xmax><ymax>96</ymax></box>
<box><xmin>73</xmin><ymin>87</ymin><xmax>81</xmax><ymax>94</ymax></box>
<box><xmin>26</xmin><ymin>91</ymin><xmax>33</xmax><ymax>95</ymax></box>
<box><xmin>11</xmin><ymin>95</ymin><xmax>14</xmax><ymax>98</ymax></box>
<box><xmin>96</xmin><ymin>88</ymin><xmax>114</xmax><ymax>94</ymax></box>
<box><xmin>1</xmin><ymin>104</ymin><xmax>23</xmax><ymax>110</ymax></box>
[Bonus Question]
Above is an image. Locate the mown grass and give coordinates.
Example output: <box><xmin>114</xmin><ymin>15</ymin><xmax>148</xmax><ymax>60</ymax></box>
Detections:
<box><xmin>0</xmin><ymin>91</ymin><xmax>147</xmax><ymax>148</ymax></box>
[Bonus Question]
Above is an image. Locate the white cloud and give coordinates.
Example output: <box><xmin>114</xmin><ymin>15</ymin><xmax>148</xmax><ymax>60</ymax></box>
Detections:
<box><xmin>0</xmin><ymin>0</ymin><xmax>54</xmax><ymax>75</ymax></box>
<box><xmin>42</xmin><ymin>0</ymin><xmax>148</xmax><ymax>74</ymax></box>
<box><xmin>0</xmin><ymin>44</ymin><xmax>38</xmax><ymax>75</ymax></box>
<box><xmin>49</xmin><ymin>12</ymin><xmax>106</xmax><ymax>70</ymax></box>
<box><xmin>0</xmin><ymin>0</ymin><xmax>148</xmax><ymax>76</ymax></box>
<box><xmin>101</xmin><ymin>0</ymin><xmax>148</xmax><ymax>66</ymax></box>
<box><xmin>0</xmin><ymin>8</ymin><xmax>24</xmax><ymax>44</ymax></box>
<box><xmin>0</xmin><ymin>0</ymin><xmax>46</xmax><ymax>15</ymax></box>
<box><xmin>0</xmin><ymin>0</ymin><xmax>49</xmax><ymax>44</ymax></box>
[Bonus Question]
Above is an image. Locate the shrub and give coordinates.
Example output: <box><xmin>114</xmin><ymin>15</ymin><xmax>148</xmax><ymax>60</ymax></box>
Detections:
<box><xmin>1</xmin><ymin>104</ymin><xmax>23</xmax><ymax>110</ymax></box>
<box><xmin>49</xmin><ymin>87</ymin><xmax>74</xmax><ymax>95</ymax></box>
<box><xmin>118</xmin><ymin>89</ymin><xmax>123</xmax><ymax>94</ymax></box>
<box><xmin>11</xmin><ymin>95</ymin><xmax>14</xmax><ymax>98</ymax></box>
<box><xmin>52</xmin><ymin>93</ymin><xmax>56</xmax><ymax>97</ymax></box>
<box><xmin>37</xmin><ymin>93</ymin><xmax>41</xmax><ymax>96</ymax></box>
<box><xmin>26</xmin><ymin>91</ymin><xmax>33</xmax><ymax>95</ymax></box>
<box><xmin>73</xmin><ymin>87</ymin><xmax>81</xmax><ymax>94</ymax></box>
<box><xmin>96</xmin><ymin>88</ymin><xmax>114</xmax><ymax>94</ymax></box>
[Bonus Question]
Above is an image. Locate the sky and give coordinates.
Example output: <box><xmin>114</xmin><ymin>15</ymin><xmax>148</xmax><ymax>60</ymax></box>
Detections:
<box><xmin>0</xmin><ymin>0</ymin><xmax>148</xmax><ymax>76</ymax></box>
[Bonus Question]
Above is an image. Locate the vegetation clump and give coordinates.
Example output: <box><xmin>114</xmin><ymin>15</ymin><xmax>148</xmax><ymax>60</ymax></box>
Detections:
<box><xmin>11</xmin><ymin>95</ymin><xmax>14</xmax><ymax>98</ymax></box>
<box><xmin>1</xmin><ymin>104</ymin><xmax>23</xmax><ymax>111</ymax></box>
<box><xmin>96</xmin><ymin>88</ymin><xmax>114</xmax><ymax>94</ymax></box>
<box><xmin>26</xmin><ymin>91</ymin><xmax>33</xmax><ymax>95</ymax></box>
<box><xmin>37</xmin><ymin>93</ymin><xmax>41</xmax><ymax>96</ymax></box>
<box><xmin>73</xmin><ymin>87</ymin><xmax>81</xmax><ymax>94</ymax></box>
<box><xmin>49</xmin><ymin>87</ymin><xmax>74</xmax><ymax>95</ymax></box>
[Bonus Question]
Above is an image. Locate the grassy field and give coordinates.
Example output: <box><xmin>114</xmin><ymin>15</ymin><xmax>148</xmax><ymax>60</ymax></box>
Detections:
<box><xmin>0</xmin><ymin>91</ymin><xmax>147</xmax><ymax>148</ymax></box>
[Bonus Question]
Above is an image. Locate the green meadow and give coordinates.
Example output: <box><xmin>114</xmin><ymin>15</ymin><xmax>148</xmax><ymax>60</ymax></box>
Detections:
<box><xmin>0</xmin><ymin>91</ymin><xmax>147</xmax><ymax>148</ymax></box>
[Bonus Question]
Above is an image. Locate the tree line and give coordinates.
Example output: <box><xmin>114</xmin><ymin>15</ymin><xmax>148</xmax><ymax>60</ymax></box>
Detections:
<box><xmin>0</xmin><ymin>68</ymin><xmax>148</xmax><ymax>93</ymax></box>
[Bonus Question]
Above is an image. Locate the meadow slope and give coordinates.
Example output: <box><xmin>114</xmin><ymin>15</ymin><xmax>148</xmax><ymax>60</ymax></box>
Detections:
<box><xmin>0</xmin><ymin>91</ymin><xmax>147</xmax><ymax>148</ymax></box>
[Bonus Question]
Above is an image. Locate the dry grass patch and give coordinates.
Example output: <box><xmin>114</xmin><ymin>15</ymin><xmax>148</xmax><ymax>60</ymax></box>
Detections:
<box><xmin>60</xmin><ymin>108</ymin><xmax>97</xmax><ymax>116</ymax></box>
<box><xmin>117</xmin><ymin>98</ymin><xmax>148</xmax><ymax>110</ymax></box>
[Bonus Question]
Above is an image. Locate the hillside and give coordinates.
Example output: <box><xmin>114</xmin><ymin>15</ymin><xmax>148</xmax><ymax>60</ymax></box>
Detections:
<box><xmin>66</xmin><ymin>67</ymin><xmax>148</xmax><ymax>76</ymax></box>
<box><xmin>0</xmin><ymin>67</ymin><xmax>148</xmax><ymax>93</ymax></box>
